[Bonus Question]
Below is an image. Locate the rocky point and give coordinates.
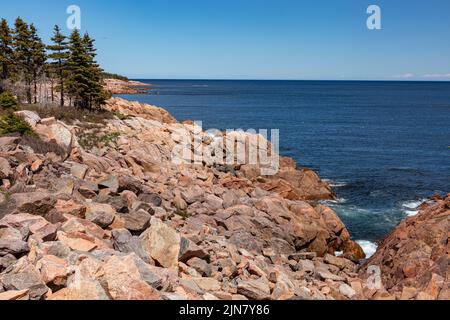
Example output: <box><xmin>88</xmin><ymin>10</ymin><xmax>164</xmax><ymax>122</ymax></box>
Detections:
<box><xmin>0</xmin><ymin>98</ymin><xmax>448</xmax><ymax>300</ymax></box>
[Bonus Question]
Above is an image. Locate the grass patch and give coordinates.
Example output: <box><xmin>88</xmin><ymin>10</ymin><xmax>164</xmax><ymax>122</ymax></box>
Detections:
<box><xmin>76</xmin><ymin>129</ymin><xmax>121</xmax><ymax>150</ymax></box>
<box><xmin>19</xmin><ymin>135</ymin><xmax>67</xmax><ymax>157</ymax></box>
<box><xmin>19</xmin><ymin>104</ymin><xmax>115</xmax><ymax>125</ymax></box>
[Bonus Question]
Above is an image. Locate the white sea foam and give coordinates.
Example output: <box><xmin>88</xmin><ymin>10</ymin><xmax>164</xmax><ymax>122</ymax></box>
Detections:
<box><xmin>356</xmin><ymin>240</ymin><xmax>378</xmax><ymax>258</ymax></box>
<box><xmin>321</xmin><ymin>197</ymin><xmax>347</xmax><ymax>205</ymax></box>
<box><xmin>401</xmin><ymin>199</ymin><xmax>426</xmax><ymax>217</ymax></box>
<box><xmin>323</xmin><ymin>179</ymin><xmax>348</xmax><ymax>188</ymax></box>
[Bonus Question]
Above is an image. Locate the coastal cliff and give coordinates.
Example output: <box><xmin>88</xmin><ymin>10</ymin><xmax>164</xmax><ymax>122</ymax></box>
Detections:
<box><xmin>0</xmin><ymin>98</ymin><xmax>447</xmax><ymax>300</ymax></box>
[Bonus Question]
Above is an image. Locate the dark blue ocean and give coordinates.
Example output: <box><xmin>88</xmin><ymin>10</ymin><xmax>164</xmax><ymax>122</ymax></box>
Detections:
<box><xmin>117</xmin><ymin>80</ymin><xmax>450</xmax><ymax>250</ymax></box>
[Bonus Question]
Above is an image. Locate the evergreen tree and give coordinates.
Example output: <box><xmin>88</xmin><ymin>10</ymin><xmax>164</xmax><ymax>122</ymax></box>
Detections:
<box><xmin>29</xmin><ymin>24</ymin><xmax>46</xmax><ymax>104</ymax></box>
<box><xmin>82</xmin><ymin>32</ymin><xmax>107</xmax><ymax>107</ymax></box>
<box><xmin>66</xmin><ymin>29</ymin><xmax>92</xmax><ymax>108</ymax></box>
<box><xmin>67</xmin><ymin>30</ymin><xmax>106</xmax><ymax>109</ymax></box>
<box><xmin>0</xmin><ymin>19</ymin><xmax>13</xmax><ymax>90</ymax></box>
<box><xmin>47</xmin><ymin>25</ymin><xmax>69</xmax><ymax>107</ymax></box>
<box><xmin>12</xmin><ymin>17</ymin><xmax>33</xmax><ymax>103</ymax></box>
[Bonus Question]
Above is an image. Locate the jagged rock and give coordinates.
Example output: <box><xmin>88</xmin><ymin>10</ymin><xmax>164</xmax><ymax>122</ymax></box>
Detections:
<box><xmin>237</xmin><ymin>277</ymin><xmax>271</xmax><ymax>300</ymax></box>
<box><xmin>0</xmin><ymin>136</ymin><xmax>20</xmax><ymax>152</ymax></box>
<box><xmin>181</xmin><ymin>185</ymin><xmax>205</xmax><ymax>204</ymax></box>
<box><xmin>0</xmin><ymin>227</ymin><xmax>29</xmax><ymax>256</ymax></box>
<box><xmin>98</xmin><ymin>175</ymin><xmax>119</xmax><ymax>193</ymax></box>
<box><xmin>191</xmin><ymin>277</ymin><xmax>221</xmax><ymax>292</ymax></box>
<box><xmin>138</xmin><ymin>193</ymin><xmax>162</xmax><ymax>207</ymax></box>
<box><xmin>111</xmin><ymin>229</ymin><xmax>150</xmax><ymax>263</ymax></box>
<box><xmin>123</xmin><ymin>209</ymin><xmax>151</xmax><ymax>233</ymax></box>
<box><xmin>9</xmin><ymin>192</ymin><xmax>56</xmax><ymax>216</ymax></box>
<box><xmin>0</xmin><ymin>254</ymin><xmax>17</xmax><ymax>271</ymax></box>
<box><xmin>36</xmin><ymin>255</ymin><xmax>69</xmax><ymax>288</ymax></box>
<box><xmin>296</xmin><ymin>259</ymin><xmax>315</xmax><ymax>273</ymax></box>
<box><xmin>140</xmin><ymin>218</ymin><xmax>180</xmax><ymax>268</ymax></box>
<box><xmin>324</xmin><ymin>254</ymin><xmax>355</xmax><ymax>270</ymax></box>
<box><xmin>186</xmin><ymin>257</ymin><xmax>212</xmax><ymax>277</ymax></box>
<box><xmin>35</xmin><ymin>120</ymin><xmax>74</xmax><ymax>155</ymax></box>
<box><xmin>0</xmin><ymin>213</ymin><xmax>57</xmax><ymax>242</ymax></box>
<box><xmin>0</xmin><ymin>289</ymin><xmax>30</xmax><ymax>300</ymax></box>
<box><xmin>316</xmin><ymin>269</ymin><xmax>345</xmax><ymax>282</ymax></box>
<box><xmin>54</xmin><ymin>199</ymin><xmax>86</xmax><ymax>218</ymax></box>
<box><xmin>0</xmin><ymin>257</ymin><xmax>49</xmax><ymax>300</ymax></box>
<box><xmin>60</xmin><ymin>217</ymin><xmax>107</xmax><ymax>242</ymax></box>
<box><xmin>339</xmin><ymin>283</ymin><xmax>356</xmax><ymax>299</ymax></box>
<box><xmin>67</xmin><ymin>162</ymin><xmax>89</xmax><ymax>179</ymax></box>
<box><xmin>205</xmin><ymin>194</ymin><xmax>223</xmax><ymax>211</ymax></box>
<box><xmin>77</xmin><ymin>182</ymin><xmax>98</xmax><ymax>199</ymax></box>
<box><xmin>178</xmin><ymin>237</ymin><xmax>209</xmax><ymax>263</ymax></box>
<box><xmin>56</xmin><ymin>231</ymin><xmax>97</xmax><ymax>252</ymax></box>
<box><xmin>85</xmin><ymin>203</ymin><xmax>116</xmax><ymax>228</ymax></box>
<box><xmin>228</xmin><ymin>231</ymin><xmax>264</xmax><ymax>254</ymax></box>
<box><xmin>100</xmin><ymin>254</ymin><xmax>162</xmax><ymax>300</ymax></box>
<box><xmin>0</xmin><ymin>157</ymin><xmax>12</xmax><ymax>180</ymax></box>
<box><xmin>49</xmin><ymin>279</ymin><xmax>109</xmax><ymax>300</ymax></box>
<box><xmin>173</xmin><ymin>192</ymin><xmax>187</xmax><ymax>210</ymax></box>
<box><xmin>118</xmin><ymin>175</ymin><xmax>143</xmax><ymax>194</ymax></box>
<box><xmin>271</xmin><ymin>272</ymin><xmax>295</xmax><ymax>300</ymax></box>
<box><xmin>360</xmin><ymin>195</ymin><xmax>450</xmax><ymax>299</ymax></box>
<box><xmin>15</xmin><ymin>110</ymin><xmax>41</xmax><ymax>127</ymax></box>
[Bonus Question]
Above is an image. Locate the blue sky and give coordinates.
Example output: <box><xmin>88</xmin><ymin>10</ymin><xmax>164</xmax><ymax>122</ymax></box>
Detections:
<box><xmin>1</xmin><ymin>0</ymin><xmax>450</xmax><ymax>80</ymax></box>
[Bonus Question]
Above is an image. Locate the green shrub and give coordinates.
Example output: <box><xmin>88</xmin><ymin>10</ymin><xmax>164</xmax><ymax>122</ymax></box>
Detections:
<box><xmin>20</xmin><ymin>104</ymin><xmax>115</xmax><ymax>125</ymax></box>
<box><xmin>76</xmin><ymin>129</ymin><xmax>120</xmax><ymax>150</ymax></box>
<box><xmin>0</xmin><ymin>91</ymin><xmax>18</xmax><ymax>111</ymax></box>
<box><xmin>0</xmin><ymin>113</ymin><xmax>36</xmax><ymax>136</ymax></box>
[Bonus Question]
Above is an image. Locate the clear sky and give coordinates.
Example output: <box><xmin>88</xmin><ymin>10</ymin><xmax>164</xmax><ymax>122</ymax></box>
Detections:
<box><xmin>1</xmin><ymin>0</ymin><xmax>450</xmax><ymax>80</ymax></box>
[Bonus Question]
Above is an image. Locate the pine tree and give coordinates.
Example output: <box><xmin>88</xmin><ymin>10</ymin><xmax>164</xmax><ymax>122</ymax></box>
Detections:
<box><xmin>66</xmin><ymin>29</ymin><xmax>92</xmax><ymax>108</ymax></box>
<box><xmin>82</xmin><ymin>33</ymin><xmax>107</xmax><ymax>107</ymax></box>
<box><xmin>47</xmin><ymin>25</ymin><xmax>69</xmax><ymax>107</ymax></box>
<box><xmin>0</xmin><ymin>19</ymin><xmax>13</xmax><ymax>91</ymax></box>
<box><xmin>67</xmin><ymin>30</ymin><xmax>107</xmax><ymax>109</ymax></box>
<box><xmin>12</xmin><ymin>17</ymin><xmax>33</xmax><ymax>103</ymax></box>
<box><xmin>29</xmin><ymin>24</ymin><xmax>46</xmax><ymax>104</ymax></box>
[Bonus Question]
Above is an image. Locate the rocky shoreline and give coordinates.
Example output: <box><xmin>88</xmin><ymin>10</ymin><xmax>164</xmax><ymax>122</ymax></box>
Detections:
<box><xmin>0</xmin><ymin>98</ymin><xmax>448</xmax><ymax>300</ymax></box>
<box><xmin>103</xmin><ymin>79</ymin><xmax>151</xmax><ymax>95</ymax></box>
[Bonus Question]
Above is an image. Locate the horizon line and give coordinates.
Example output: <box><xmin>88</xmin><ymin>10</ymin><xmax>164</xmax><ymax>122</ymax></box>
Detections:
<box><xmin>128</xmin><ymin>78</ymin><xmax>450</xmax><ymax>83</ymax></box>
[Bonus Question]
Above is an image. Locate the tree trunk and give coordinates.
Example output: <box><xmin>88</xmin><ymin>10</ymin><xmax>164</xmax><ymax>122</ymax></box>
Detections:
<box><xmin>59</xmin><ymin>70</ymin><xmax>64</xmax><ymax>107</ymax></box>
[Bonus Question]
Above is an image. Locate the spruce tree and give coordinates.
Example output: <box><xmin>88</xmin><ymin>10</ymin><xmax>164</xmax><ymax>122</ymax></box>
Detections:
<box><xmin>48</xmin><ymin>25</ymin><xmax>69</xmax><ymax>107</ymax></box>
<box><xmin>29</xmin><ymin>24</ymin><xmax>46</xmax><ymax>104</ymax></box>
<box><xmin>0</xmin><ymin>19</ymin><xmax>13</xmax><ymax>91</ymax></box>
<box><xmin>12</xmin><ymin>17</ymin><xmax>33</xmax><ymax>103</ymax></box>
<box><xmin>82</xmin><ymin>33</ymin><xmax>107</xmax><ymax>107</ymax></box>
<box><xmin>67</xmin><ymin>30</ymin><xmax>106</xmax><ymax>109</ymax></box>
<box><xmin>66</xmin><ymin>29</ymin><xmax>91</xmax><ymax>108</ymax></box>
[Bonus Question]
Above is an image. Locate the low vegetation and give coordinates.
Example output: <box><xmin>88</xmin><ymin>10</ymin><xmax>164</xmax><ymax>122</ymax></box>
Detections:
<box><xmin>0</xmin><ymin>112</ymin><xmax>36</xmax><ymax>136</ymax></box>
<box><xmin>0</xmin><ymin>91</ymin><xmax>18</xmax><ymax>111</ymax></box>
<box><xmin>20</xmin><ymin>104</ymin><xmax>115</xmax><ymax>125</ymax></box>
<box><xmin>101</xmin><ymin>72</ymin><xmax>129</xmax><ymax>81</ymax></box>
<box><xmin>76</xmin><ymin>128</ymin><xmax>120</xmax><ymax>150</ymax></box>
<box><xmin>19</xmin><ymin>134</ymin><xmax>66</xmax><ymax>157</ymax></box>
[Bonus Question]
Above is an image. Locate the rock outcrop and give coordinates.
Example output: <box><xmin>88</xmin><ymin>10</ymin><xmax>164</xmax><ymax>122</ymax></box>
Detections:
<box><xmin>103</xmin><ymin>79</ymin><xmax>151</xmax><ymax>95</ymax></box>
<box><xmin>0</xmin><ymin>98</ymin><xmax>447</xmax><ymax>300</ymax></box>
<box><xmin>359</xmin><ymin>195</ymin><xmax>449</xmax><ymax>300</ymax></box>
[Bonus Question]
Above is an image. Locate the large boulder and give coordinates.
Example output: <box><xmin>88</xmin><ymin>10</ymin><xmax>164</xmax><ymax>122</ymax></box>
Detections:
<box><xmin>140</xmin><ymin>218</ymin><xmax>180</xmax><ymax>268</ymax></box>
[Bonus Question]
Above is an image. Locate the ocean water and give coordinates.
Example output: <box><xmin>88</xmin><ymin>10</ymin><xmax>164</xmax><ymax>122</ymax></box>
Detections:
<box><xmin>117</xmin><ymin>80</ymin><xmax>450</xmax><ymax>247</ymax></box>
